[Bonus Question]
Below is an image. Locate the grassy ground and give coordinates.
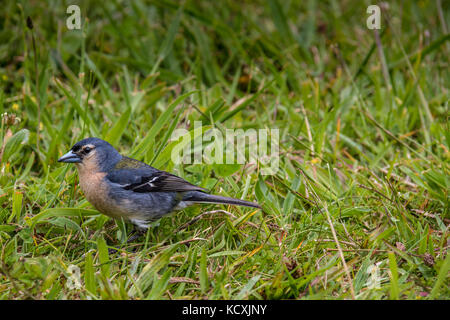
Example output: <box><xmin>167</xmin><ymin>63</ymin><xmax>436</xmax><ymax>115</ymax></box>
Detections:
<box><xmin>0</xmin><ymin>0</ymin><xmax>448</xmax><ymax>300</ymax></box>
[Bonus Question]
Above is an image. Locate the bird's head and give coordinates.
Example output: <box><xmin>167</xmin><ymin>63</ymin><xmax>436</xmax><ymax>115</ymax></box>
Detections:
<box><xmin>58</xmin><ymin>137</ymin><xmax>121</xmax><ymax>172</ymax></box>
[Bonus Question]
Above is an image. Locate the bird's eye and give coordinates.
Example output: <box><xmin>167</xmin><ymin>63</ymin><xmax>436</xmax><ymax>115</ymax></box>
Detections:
<box><xmin>84</xmin><ymin>147</ymin><xmax>91</xmax><ymax>153</ymax></box>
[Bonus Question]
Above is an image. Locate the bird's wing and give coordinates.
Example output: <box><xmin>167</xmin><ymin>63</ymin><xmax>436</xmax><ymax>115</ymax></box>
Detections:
<box><xmin>106</xmin><ymin>157</ymin><xmax>207</xmax><ymax>193</ymax></box>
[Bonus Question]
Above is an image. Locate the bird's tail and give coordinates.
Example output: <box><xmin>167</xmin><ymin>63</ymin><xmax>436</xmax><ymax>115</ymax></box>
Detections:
<box><xmin>182</xmin><ymin>191</ymin><xmax>261</xmax><ymax>209</ymax></box>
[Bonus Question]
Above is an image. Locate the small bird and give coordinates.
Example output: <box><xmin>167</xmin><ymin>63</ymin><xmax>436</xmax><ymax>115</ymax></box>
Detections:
<box><xmin>58</xmin><ymin>138</ymin><xmax>260</xmax><ymax>236</ymax></box>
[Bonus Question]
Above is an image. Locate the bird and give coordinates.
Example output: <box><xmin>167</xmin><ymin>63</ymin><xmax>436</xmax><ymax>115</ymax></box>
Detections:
<box><xmin>58</xmin><ymin>137</ymin><xmax>261</xmax><ymax>238</ymax></box>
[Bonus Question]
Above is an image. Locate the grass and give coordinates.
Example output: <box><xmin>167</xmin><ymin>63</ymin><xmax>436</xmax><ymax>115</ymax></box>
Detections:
<box><xmin>0</xmin><ymin>0</ymin><xmax>448</xmax><ymax>300</ymax></box>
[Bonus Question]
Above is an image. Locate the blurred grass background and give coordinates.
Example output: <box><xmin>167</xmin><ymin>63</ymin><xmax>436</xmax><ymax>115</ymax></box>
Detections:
<box><xmin>0</xmin><ymin>0</ymin><xmax>448</xmax><ymax>299</ymax></box>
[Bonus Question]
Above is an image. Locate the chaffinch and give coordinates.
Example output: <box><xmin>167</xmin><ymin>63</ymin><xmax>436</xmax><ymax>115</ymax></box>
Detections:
<box><xmin>58</xmin><ymin>138</ymin><xmax>260</xmax><ymax>233</ymax></box>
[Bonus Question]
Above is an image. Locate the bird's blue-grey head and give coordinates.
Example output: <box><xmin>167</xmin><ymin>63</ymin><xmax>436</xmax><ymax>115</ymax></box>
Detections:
<box><xmin>58</xmin><ymin>137</ymin><xmax>122</xmax><ymax>171</ymax></box>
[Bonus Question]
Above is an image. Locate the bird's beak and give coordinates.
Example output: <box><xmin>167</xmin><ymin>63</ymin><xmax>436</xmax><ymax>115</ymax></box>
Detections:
<box><xmin>58</xmin><ymin>150</ymin><xmax>81</xmax><ymax>163</ymax></box>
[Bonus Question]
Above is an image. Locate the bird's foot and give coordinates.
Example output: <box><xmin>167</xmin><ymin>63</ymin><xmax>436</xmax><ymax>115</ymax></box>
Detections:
<box><xmin>126</xmin><ymin>230</ymin><xmax>145</xmax><ymax>243</ymax></box>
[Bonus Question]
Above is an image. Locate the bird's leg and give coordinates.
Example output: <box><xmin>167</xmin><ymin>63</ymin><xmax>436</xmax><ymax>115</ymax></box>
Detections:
<box><xmin>126</xmin><ymin>225</ymin><xmax>146</xmax><ymax>243</ymax></box>
<box><xmin>107</xmin><ymin>226</ymin><xmax>146</xmax><ymax>254</ymax></box>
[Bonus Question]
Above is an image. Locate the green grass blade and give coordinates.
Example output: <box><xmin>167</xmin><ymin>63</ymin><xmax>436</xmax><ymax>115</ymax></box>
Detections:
<box><xmin>130</xmin><ymin>91</ymin><xmax>197</xmax><ymax>160</ymax></box>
